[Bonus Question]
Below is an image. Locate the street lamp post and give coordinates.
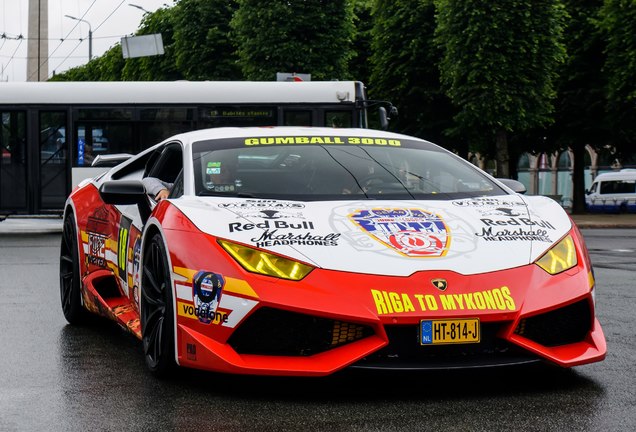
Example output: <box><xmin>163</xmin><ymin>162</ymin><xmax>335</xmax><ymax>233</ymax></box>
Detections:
<box><xmin>64</xmin><ymin>15</ymin><xmax>92</xmax><ymax>61</ymax></box>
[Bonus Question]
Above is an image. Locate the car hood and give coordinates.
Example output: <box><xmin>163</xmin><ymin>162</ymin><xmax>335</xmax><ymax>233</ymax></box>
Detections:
<box><xmin>170</xmin><ymin>194</ymin><xmax>572</xmax><ymax>276</ymax></box>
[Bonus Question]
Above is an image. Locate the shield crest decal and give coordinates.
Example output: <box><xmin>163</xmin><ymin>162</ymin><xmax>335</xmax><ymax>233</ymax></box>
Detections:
<box><xmin>349</xmin><ymin>208</ymin><xmax>450</xmax><ymax>257</ymax></box>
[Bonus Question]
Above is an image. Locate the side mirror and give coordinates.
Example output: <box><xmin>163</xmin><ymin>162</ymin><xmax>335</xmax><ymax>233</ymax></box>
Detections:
<box><xmin>497</xmin><ymin>178</ymin><xmax>527</xmax><ymax>194</ymax></box>
<box><xmin>379</xmin><ymin>106</ymin><xmax>389</xmax><ymax>130</ymax></box>
<box><xmin>99</xmin><ymin>180</ymin><xmax>151</xmax><ymax>223</ymax></box>
<box><xmin>378</xmin><ymin>105</ymin><xmax>399</xmax><ymax>130</ymax></box>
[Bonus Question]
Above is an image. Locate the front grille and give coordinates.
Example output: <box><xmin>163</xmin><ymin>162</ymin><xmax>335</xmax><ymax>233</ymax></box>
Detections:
<box><xmin>514</xmin><ymin>299</ymin><xmax>591</xmax><ymax>347</ymax></box>
<box><xmin>228</xmin><ymin>307</ymin><xmax>374</xmax><ymax>356</ymax></box>
<box><xmin>352</xmin><ymin>323</ymin><xmax>539</xmax><ymax>369</ymax></box>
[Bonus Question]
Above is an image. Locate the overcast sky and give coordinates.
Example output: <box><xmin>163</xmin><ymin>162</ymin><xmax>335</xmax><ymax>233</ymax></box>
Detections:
<box><xmin>1</xmin><ymin>0</ymin><xmax>173</xmax><ymax>82</ymax></box>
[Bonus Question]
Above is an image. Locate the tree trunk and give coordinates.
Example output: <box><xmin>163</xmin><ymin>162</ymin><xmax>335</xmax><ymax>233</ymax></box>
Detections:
<box><xmin>571</xmin><ymin>144</ymin><xmax>587</xmax><ymax>214</ymax></box>
<box><xmin>495</xmin><ymin>130</ymin><xmax>510</xmax><ymax>178</ymax></box>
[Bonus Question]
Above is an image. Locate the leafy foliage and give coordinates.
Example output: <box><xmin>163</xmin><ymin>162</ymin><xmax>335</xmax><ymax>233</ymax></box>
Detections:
<box><xmin>598</xmin><ymin>0</ymin><xmax>636</xmax><ymax>155</ymax></box>
<box><xmin>549</xmin><ymin>0</ymin><xmax>607</xmax><ymax>212</ymax></box>
<box><xmin>172</xmin><ymin>0</ymin><xmax>241</xmax><ymax>80</ymax></box>
<box><xmin>370</xmin><ymin>0</ymin><xmax>458</xmax><ymax>151</ymax></box>
<box><xmin>349</xmin><ymin>0</ymin><xmax>374</xmax><ymax>86</ymax></box>
<box><xmin>231</xmin><ymin>0</ymin><xmax>354</xmax><ymax>80</ymax></box>
<box><xmin>435</xmin><ymin>0</ymin><xmax>567</xmax><ymax>176</ymax></box>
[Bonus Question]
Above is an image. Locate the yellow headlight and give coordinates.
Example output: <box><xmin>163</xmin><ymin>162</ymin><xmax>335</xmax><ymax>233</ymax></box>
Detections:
<box><xmin>535</xmin><ymin>234</ymin><xmax>578</xmax><ymax>275</ymax></box>
<box><xmin>218</xmin><ymin>239</ymin><xmax>313</xmax><ymax>281</ymax></box>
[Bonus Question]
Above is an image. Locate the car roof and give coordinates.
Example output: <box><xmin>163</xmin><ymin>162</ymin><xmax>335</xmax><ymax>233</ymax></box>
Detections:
<box><xmin>594</xmin><ymin>170</ymin><xmax>636</xmax><ymax>181</ymax></box>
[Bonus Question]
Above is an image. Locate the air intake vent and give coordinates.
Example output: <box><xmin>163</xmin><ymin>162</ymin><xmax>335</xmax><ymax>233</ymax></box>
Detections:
<box><xmin>514</xmin><ymin>299</ymin><xmax>591</xmax><ymax>347</ymax></box>
<box><xmin>228</xmin><ymin>307</ymin><xmax>374</xmax><ymax>356</ymax></box>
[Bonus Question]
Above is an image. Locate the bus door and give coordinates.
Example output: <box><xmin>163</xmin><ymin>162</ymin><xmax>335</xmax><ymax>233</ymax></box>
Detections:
<box><xmin>0</xmin><ymin>111</ymin><xmax>28</xmax><ymax>214</ymax></box>
<box><xmin>39</xmin><ymin>111</ymin><xmax>69</xmax><ymax>211</ymax></box>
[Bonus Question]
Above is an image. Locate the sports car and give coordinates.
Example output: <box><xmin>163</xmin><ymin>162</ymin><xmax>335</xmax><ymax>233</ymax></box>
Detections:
<box><xmin>59</xmin><ymin>127</ymin><xmax>606</xmax><ymax>376</ymax></box>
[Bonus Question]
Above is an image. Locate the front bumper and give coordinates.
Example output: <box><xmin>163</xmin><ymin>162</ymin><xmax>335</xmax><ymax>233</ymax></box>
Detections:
<box><xmin>172</xmin><ymin>256</ymin><xmax>606</xmax><ymax>375</ymax></box>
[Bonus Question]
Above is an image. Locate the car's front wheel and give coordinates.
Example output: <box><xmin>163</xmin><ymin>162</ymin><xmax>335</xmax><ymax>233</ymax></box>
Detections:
<box><xmin>141</xmin><ymin>233</ymin><xmax>175</xmax><ymax>376</ymax></box>
<box><xmin>59</xmin><ymin>212</ymin><xmax>87</xmax><ymax>324</ymax></box>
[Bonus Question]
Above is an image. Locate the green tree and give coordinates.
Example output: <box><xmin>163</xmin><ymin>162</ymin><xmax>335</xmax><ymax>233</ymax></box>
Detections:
<box><xmin>549</xmin><ymin>0</ymin><xmax>607</xmax><ymax>213</ymax></box>
<box><xmin>436</xmin><ymin>0</ymin><xmax>567</xmax><ymax>177</ymax></box>
<box><xmin>172</xmin><ymin>0</ymin><xmax>241</xmax><ymax>80</ymax></box>
<box><xmin>94</xmin><ymin>45</ymin><xmax>126</xmax><ymax>80</ymax></box>
<box><xmin>599</xmin><ymin>0</ymin><xmax>636</xmax><ymax>160</ymax></box>
<box><xmin>349</xmin><ymin>0</ymin><xmax>374</xmax><ymax>85</ymax></box>
<box><xmin>370</xmin><ymin>0</ymin><xmax>457</xmax><ymax>152</ymax></box>
<box><xmin>231</xmin><ymin>0</ymin><xmax>355</xmax><ymax>80</ymax></box>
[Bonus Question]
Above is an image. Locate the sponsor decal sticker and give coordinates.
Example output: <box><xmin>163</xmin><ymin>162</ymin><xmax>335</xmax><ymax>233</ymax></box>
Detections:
<box><xmin>251</xmin><ymin>230</ymin><xmax>340</xmax><ymax>248</ymax></box>
<box><xmin>229</xmin><ymin>220</ymin><xmax>314</xmax><ymax>232</ymax></box>
<box><xmin>219</xmin><ymin>199</ymin><xmax>305</xmax><ymax>210</ymax></box>
<box><xmin>193</xmin><ymin>271</ymin><xmax>226</xmax><ymax>325</ymax></box>
<box><xmin>350</xmin><ymin>208</ymin><xmax>450</xmax><ymax>257</ymax></box>
<box><xmin>206</xmin><ymin>161</ymin><xmax>222</xmax><ymax>175</ymax></box>
<box><xmin>131</xmin><ymin>236</ymin><xmax>141</xmax><ymax>305</ymax></box>
<box><xmin>370</xmin><ymin>287</ymin><xmax>516</xmax><ymax>315</ymax></box>
<box><xmin>87</xmin><ymin>232</ymin><xmax>107</xmax><ymax>267</ymax></box>
<box><xmin>452</xmin><ymin>198</ymin><xmax>526</xmax><ymax>208</ymax></box>
<box><xmin>244</xmin><ymin>136</ymin><xmax>401</xmax><ymax>147</ymax></box>
<box><xmin>117</xmin><ymin>216</ymin><xmax>132</xmax><ymax>279</ymax></box>
<box><xmin>231</xmin><ymin>209</ymin><xmax>305</xmax><ymax>220</ymax></box>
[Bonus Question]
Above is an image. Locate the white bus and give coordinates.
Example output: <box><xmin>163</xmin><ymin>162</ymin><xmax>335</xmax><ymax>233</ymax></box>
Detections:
<box><xmin>0</xmin><ymin>80</ymin><xmax>381</xmax><ymax>214</ymax></box>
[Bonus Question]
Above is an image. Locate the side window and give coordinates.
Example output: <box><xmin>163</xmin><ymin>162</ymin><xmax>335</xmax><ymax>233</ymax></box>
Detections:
<box><xmin>145</xmin><ymin>142</ymin><xmax>183</xmax><ymax>184</ymax></box>
<box><xmin>589</xmin><ymin>182</ymin><xmax>598</xmax><ymax>194</ymax></box>
<box><xmin>169</xmin><ymin>170</ymin><xmax>184</xmax><ymax>198</ymax></box>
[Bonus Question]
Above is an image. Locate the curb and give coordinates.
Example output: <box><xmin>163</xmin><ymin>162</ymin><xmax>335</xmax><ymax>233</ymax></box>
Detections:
<box><xmin>0</xmin><ymin>217</ymin><xmax>63</xmax><ymax>235</ymax></box>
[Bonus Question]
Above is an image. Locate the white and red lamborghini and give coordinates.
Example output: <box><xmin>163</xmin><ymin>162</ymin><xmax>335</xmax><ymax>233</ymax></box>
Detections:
<box><xmin>59</xmin><ymin>127</ymin><xmax>606</xmax><ymax>376</ymax></box>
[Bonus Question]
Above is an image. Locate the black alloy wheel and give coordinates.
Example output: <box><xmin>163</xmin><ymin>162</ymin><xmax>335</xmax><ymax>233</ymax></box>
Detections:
<box><xmin>59</xmin><ymin>212</ymin><xmax>87</xmax><ymax>324</ymax></box>
<box><xmin>141</xmin><ymin>233</ymin><xmax>175</xmax><ymax>376</ymax></box>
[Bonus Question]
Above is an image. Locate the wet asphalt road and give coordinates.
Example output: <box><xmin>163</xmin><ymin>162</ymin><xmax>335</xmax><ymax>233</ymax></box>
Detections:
<box><xmin>0</xmin><ymin>230</ymin><xmax>634</xmax><ymax>432</ymax></box>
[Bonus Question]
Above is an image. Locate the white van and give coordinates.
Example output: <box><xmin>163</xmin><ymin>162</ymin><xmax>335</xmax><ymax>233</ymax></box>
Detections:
<box><xmin>586</xmin><ymin>169</ymin><xmax>636</xmax><ymax>213</ymax></box>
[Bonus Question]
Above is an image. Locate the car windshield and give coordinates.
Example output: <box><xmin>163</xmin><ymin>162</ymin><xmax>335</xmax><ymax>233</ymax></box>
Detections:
<box><xmin>191</xmin><ymin>135</ymin><xmax>506</xmax><ymax>200</ymax></box>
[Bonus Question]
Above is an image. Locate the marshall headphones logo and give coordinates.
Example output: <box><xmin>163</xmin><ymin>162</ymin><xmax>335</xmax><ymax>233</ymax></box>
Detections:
<box><xmin>431</xmin><ymin>278</ymin><xmax>448</xmax><ymax>291</ymax></box>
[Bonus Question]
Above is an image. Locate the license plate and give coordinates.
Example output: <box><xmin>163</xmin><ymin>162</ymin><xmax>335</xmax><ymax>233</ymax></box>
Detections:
<box><xmin>420</xmin><ymin>318</ymin><xmax>480</xmax><ymax>345</ymax></box>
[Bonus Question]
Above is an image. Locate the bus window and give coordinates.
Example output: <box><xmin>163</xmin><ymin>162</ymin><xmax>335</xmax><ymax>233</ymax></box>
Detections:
<box><xmin>284</xmin><ymin>110</ymin><xmax>312</xmax><ymax>126</ymax></box>
<box><xmin>325</xmin><ymin>111</ymin><xmax>352</xmax><ymax>128</ymax></box>
<box><xmin>75</xmin><ymin>124</ymin><xmax>134</xmax><ymax>167</ymax></box>
<box><xmin>140</xmin><ymin>108</ymin><xmax>195</xmax><ymax>149</ymax></box>
<box><xmin>199</xmin><ymin>106</ymin><xmax>277</xmax><ymax>127</ymax></box>
<box><xmin>78</xmin><ymin>108</ymin><xmax>133</xmax><ymax>121</ymax></box>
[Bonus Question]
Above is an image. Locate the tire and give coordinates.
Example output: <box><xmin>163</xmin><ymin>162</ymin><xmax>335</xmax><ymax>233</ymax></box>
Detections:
<box><xmin>141</xmin><ymin>233</ymin><xmax>176</xmax><ymax>376</ymax></box>
<box><xmin>59</xmin><ymin>212</ymin><xmax>88</xmax><ymax>324</ymax></box>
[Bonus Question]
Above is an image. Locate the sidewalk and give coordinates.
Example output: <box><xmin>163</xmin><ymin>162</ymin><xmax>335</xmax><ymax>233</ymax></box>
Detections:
<box><xmin>0</xmin><ymin>215</ymin><xmax>63</xmax><ymax>234</ymax></box>
<box><xmin>570</xmin><ymin>213</ymin><xmax>636</xmax><ymax>229</ymax></box>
